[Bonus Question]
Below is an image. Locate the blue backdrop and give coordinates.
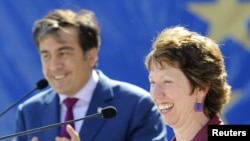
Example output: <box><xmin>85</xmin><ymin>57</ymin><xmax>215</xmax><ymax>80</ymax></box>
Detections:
<box><xmin>1</xmin><ymin>0</ymin><xmax>250</xmax><ymax>140</ymax></box>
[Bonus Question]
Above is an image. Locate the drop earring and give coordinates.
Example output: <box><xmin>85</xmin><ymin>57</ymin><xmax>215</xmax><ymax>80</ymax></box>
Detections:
<box><xmin>195</xmin><ymin>102</ymin><xmax>203</xmax><ymax>112</ymax></box>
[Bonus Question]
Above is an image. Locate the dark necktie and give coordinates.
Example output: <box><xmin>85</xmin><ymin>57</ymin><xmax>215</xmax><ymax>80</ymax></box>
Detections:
<box><xmin>60</xmin><ymin>97</ymin><xmax>78</xmax><ymax>139</ymax></box>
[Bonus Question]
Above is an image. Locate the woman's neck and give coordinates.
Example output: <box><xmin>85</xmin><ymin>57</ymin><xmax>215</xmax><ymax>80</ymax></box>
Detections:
<box><xmin>173</xmin><ymin>112</ymin><xmax>209</xmax><ymax>141</ymax></box>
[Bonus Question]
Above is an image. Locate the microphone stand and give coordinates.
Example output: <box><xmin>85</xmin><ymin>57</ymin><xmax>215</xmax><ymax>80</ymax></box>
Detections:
<box><xmin>0</xmin><ymin>113</ymin><xmax>102</xmax><ymax>140</ymax></box>
<box><xmin>0</xmin><ymin>88</ymin><xmax>37</xmax><ymax>116</ymax></box>
<box><xmin>0</xmin><ymin>79</ymin><xmax>48</xmax><ymax>117</ymax></box>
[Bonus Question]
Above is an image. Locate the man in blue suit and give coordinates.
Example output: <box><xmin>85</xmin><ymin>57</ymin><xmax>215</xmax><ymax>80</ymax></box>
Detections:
<box><xmin>15</xmin><ymin>9</ymin><xmax>167</xmax><ymax>141</ymax></box>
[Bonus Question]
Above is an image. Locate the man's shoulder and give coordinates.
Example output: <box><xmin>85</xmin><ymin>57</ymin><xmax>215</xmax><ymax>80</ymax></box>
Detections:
<box><xmin>18</xmin><ymin>88</ymin><xmax>56</xmax><ymax>108</ymax></box>
<box><xmin>97</xmin><ymin>70</ymin><xmax>150</xmax><ymax>97</ymax></box>
<box><xmin>113</xmin><ymin>80</ymin><xmax>149</xmax><ymax>95</ymax></box>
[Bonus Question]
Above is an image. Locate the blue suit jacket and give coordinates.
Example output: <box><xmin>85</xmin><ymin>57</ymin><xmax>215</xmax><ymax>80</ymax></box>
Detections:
<box><xmin>15</xmin><ymin>70</ymin><xmax>167</xmax><ymax>141</ymax></box>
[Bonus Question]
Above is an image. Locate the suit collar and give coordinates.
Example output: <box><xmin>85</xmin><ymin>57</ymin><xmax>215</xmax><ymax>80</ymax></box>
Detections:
<box><xmin>41</xmin><ymin>90</ymin><xmax>60</xmax><ymax>139</ymax></box>
<box><xmin>41</xmin><ymin>70</ymin><xmax>115</xmax><ymax>140</ymax></box>
<box><xmin>79</xmin><ymin>70</ymin><xmax>115</xmax><ymax>140</ymax></box>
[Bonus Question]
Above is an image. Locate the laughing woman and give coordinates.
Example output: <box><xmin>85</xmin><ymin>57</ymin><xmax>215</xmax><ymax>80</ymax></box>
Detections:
<box><xmin>144</xmin><ymin>26</ymin><xmax>231</xmax><ymax>141</ymax></box>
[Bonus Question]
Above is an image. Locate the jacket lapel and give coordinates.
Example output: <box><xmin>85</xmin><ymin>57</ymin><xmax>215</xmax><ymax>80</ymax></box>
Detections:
<box><xmin>79</xmin><ymin>71</ymin><xmax>114</xmax><ymax>141</ymax></box>
<box><xmin>41</xmin><ymin>90</ymin><xmax>60</xmax><ymax>140</ymax></box>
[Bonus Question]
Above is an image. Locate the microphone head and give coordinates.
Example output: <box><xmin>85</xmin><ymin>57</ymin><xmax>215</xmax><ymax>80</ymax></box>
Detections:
<box><xmin>36</xmin><ymin>79</ymin><xmax>49</xmax><ymax>90</ymax></box>
<box><xmin>101</xmin><ymin>106</ymin><xmax>117</xmax><ymax>119</ymax></box>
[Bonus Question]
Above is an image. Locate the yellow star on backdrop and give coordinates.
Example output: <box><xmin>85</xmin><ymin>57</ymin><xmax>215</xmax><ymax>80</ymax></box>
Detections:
<box><xmin>188</xmin><ymin>0</ymin><xmax>250</xmax><ymax>49</ymax></box>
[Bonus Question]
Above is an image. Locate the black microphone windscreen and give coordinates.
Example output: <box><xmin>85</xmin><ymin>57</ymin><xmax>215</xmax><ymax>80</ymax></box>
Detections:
<box><xmin>101</xmin><ymin>106</ymin><xmax>117</xmax><ymax>119</ymax></box>
<box><xmin>36</xmin><ymin>79</ymin><xmax>48</xmax><ymax>89</ymax></box>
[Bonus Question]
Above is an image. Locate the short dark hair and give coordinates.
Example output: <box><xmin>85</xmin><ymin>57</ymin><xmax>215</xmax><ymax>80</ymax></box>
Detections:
<box><xmin>33</xmin><ymin>9</ymin><xmax>101</xmax><ymax>52</ymax></box>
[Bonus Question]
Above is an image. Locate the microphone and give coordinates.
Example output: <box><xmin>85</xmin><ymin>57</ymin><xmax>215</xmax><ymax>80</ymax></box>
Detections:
<box><xmin>0</xmin><ymin>106</ymin><xmax>117</xmax><ymax>140</ymax></box>
<box><xmin>0</xmin><ymin>79</ymin><xmax>48</xmax><ymax>116</ymax></box>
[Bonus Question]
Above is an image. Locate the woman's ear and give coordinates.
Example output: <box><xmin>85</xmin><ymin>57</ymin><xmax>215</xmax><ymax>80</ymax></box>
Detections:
<box><xmin>195</xmin><ymin>86</ymin><xmax>209</xmax><ymax>112</ymax></box>
<box><xmin>197</xmin><ymin>85</ymin><xmax>210</xmax><ymax>100</ymax></box>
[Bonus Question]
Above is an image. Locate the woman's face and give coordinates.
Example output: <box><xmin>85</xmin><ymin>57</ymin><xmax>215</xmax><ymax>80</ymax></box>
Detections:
<box><xmin>149</xmin><ymin>62</ymin><xmax>198</xmax><ymax>128</ymax></box>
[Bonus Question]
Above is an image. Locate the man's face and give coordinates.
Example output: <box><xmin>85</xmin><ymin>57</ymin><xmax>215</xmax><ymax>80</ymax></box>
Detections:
<box><xmin>38</xmin><ymin>27</ymin><xmax>97</xmax><ymax>96</ymax></box>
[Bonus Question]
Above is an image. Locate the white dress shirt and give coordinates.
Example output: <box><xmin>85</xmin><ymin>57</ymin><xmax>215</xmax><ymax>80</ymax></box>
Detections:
<box><xmin>58</xmin><ymin>70</ymin><xmax>99</xmax><ymax>133</ymax></box>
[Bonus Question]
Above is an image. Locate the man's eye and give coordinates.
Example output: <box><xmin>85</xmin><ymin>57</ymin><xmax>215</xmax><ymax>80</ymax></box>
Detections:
<box><xmin>164</xmin><ymin>81</ymin><xmax>171</xmax><ymax>83</ymax></box>
<box><xmin>61</xmin><ymin>51</ymin><xmax>71</xmax><ymax>56</ymax></box>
